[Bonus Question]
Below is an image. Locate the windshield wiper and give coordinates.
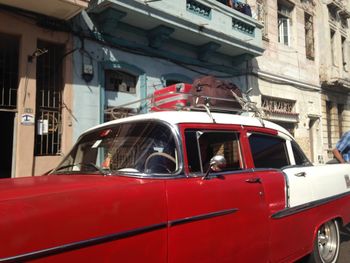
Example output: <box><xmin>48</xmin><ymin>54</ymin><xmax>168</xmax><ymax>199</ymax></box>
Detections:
<box><xmin>52</xmin><ymin>163</ymin><xmax>110</xmax><ymax>175</ymax></box>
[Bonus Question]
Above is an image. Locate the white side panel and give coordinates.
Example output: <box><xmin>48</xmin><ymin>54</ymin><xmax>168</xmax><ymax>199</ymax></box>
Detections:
<box><xmin>283</xmin><ymin>164</ymin><xmax>350</xmax><ymax>207</ymax></box>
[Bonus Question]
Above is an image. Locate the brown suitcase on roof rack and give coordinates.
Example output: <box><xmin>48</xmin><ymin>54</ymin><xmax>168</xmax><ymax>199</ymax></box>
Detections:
<box><xmin>190</xmin><ymin>75</ymin><xmax>243</xmax><ymax>110</ymax></box>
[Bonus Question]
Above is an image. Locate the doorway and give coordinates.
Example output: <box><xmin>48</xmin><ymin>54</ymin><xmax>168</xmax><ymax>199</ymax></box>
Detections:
<box><xmin>0</xmin><ymin>112</ymin><xmax>14</xmax><ymax>178</ymax></box>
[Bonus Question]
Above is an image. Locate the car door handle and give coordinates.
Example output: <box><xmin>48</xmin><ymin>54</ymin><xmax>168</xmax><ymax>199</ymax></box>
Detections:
<box><xmin>245</xmin><ymin>178</ymin><xmax>261</xmax><ymax>184</ymax></box>
<box><xmin>295</xmin><ymin>172</ymin><xmax>306</xmax><ymax>177</ymax></box>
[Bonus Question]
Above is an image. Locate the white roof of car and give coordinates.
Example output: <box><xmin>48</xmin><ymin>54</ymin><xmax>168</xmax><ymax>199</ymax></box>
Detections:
<box><xmin>85</xmin><ymin>111</ymin><xmax>292</xmax><ymax>138</ymax></box>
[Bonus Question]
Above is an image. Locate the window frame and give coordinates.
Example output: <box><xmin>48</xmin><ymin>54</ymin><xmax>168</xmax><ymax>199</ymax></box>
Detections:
<box><xmin>304</xmin><ymin>12</ymin><xmax>315</xmax><ymax>60</ymax></box>
<box><xmin>53</xmin><ymin>120</ymin><xmax>184</xmax><ymax>178</ymax></box>
<box><xmin>341</xmin><ymin>35</ymin><xmax>348</xmax><ymax>71</ymax></box>
<box><xmin>0</xmin><ymin>32</ymin><xmax>19</xmax><ymax>109</ymax></box>
<box><xmin>290</xmin><ymin>140</ymin><xmax>312</xmax><ymax>166</ymax></box>
<box><xmin>105</xmin><ymin>69</ymin><xmax>137</xmax><ymax>94</ymax></box>
<box><xmin>330</xmin><ymin>29</ymin><xmax>337</xmax><ymax>66</ymax></box>
<box><xmin>326</xmin><ymin>100</ymin><xmax>333</xmax><ymax>149</ymax></box>
<box><xmin>277</xmin><ymin>1</ymin><xmax>293</xmax><ymax>46</ymax></box>
<box><xmin>183</xmin><ymin>128</ymin><xmax>244</xmax><ymax>176</ymax></box>
<box><xmin>35</xmin><ymin>40</ymin><xmax>64</xmax><ymax>156</ymax></box>
<box><xmin>247</xmin><ymin>132</ymin><xmax>291</xmax><ymax>169</ymax></box>
<box><xmin>257</xmin><ymin>0</ymin><xmax>268</xmax><ymax>39</ymax></box>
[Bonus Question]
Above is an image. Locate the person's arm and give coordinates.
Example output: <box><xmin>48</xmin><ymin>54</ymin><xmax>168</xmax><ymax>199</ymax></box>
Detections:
<box><xmin>332</xmin><ymin>148</ymin><xmax>346</xmax><ymax>163</ymax></box>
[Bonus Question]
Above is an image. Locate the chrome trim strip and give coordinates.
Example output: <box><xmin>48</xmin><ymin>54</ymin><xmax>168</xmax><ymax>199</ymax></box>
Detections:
<box><xmin>188</xmin><ymin>169</ymin><xmax>249</xmax><ymax>178</ymax></box>
<box><xmin>168</xmin><ymin>208</ymin><xmax>239</xmax><ymax>227</ymax></box>
<box><xmin>0</xmin><ymin>208</ymin><xmax>239</xmax><ymax>262</ymax></box>
<box><xmin>281</xmin><ymin>170</ymin><xmax>290</xmax><ymax>208</ymax></box>
<box><xmin>271</xmin><ymin>191</ymin><xmax>350</xmax><ymax>219</ymax></box>
<box><xmin>0</xmin><ymin>223</ymin><xmax>167</xmax><ymax>263</ymax></box>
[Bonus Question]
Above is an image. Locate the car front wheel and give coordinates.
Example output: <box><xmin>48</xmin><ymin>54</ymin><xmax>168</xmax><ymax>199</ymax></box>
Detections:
<box><xmin>308</xmin><ymin>219</ymin><xmax>340</xmax><ymax>263</ymax></box>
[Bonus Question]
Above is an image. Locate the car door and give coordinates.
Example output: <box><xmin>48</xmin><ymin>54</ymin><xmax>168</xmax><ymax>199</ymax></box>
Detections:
<box><xmin>166</xmin><ymin>124</ymin><xmax>270</xmax><ymax>263</ymax></box>
<box><xmin>245</xmin><ymin>130</ymin><xmax>316</xmax><ymax>262</ymax></box>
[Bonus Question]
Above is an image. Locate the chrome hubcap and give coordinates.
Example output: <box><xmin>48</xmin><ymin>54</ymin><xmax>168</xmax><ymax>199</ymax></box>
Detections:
<box><xmin>317</xmin><ymin>221</ymin><xmax>339</xmax><ymax>263</ymax></box>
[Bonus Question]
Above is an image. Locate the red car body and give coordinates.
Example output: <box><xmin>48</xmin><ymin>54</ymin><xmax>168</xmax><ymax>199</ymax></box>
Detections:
<box><xmin>1</xmin><ymin>112</ymin><xmax>350</xmax><ymax>263</ymax></box>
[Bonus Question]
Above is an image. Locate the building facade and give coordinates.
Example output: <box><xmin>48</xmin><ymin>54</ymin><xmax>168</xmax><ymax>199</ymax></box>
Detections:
<box><xmin>248</xmin><ymin>0</ymin><xmax>349</xmax><ymax>163</ymax></box>
<box><xmin>2</xmin><ymin>0</ymin><xmax>348</xmax><ymax>178</ymax></box>
<box><xmin>0</xmin><ymin>0</ymin><xmax>89</xmax><ymax>178</ymax></box>
<box><xmin>318</xmin><ymin>0</ymin><xmax>350</xmax><ymax>162</ymax></box>
<box><xmin>70</xmin><ymin>0</ymin><xmax>264</xmax><ymax>141</ymax></box>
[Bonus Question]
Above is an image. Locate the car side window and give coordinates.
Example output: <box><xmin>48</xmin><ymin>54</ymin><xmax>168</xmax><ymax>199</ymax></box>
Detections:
<box><xmin>291</xmin><ymin>141</ymin><xmax>311</xmax><ymax>166</ymax></box>
<box><xmin>185</xmin><ymin>130</ymin><xmax>242</xmax><ymax>174</ymax></box>
<box><xmin>249</xmin><ymin>133</ymin><xmax>290</xmax><ymax>169</ymax></box>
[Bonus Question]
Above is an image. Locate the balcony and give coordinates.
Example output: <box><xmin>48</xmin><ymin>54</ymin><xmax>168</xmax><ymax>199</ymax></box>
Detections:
<box><xmin>88</xmin><ymin>0</ymin><xmax>264</xmax><ymax>60</ymax></box>
<box><xmin>0</xmin><ymin>0</ymin><xmax>89</xmax><ymax>20</ymax></box>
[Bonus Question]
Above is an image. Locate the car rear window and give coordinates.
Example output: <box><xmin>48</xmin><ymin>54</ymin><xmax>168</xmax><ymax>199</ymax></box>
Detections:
<box><xmin>249</xmin><ymin>133</ymin><xmax>290</xmax><ymax>169</ymax></box>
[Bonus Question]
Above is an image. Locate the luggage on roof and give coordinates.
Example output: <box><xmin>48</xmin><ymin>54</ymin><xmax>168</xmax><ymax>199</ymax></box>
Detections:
<box><xmin>189</xmin><ymin>75</ymin><xmax>243</xmax><ymax>111</ymax></box>
<box><xmin>151</xmin><ymin>76</ymin><xmax>243</xmax><ymax>112</ymax></box>
<box><xmin>151</xmin><ymin>83</ymin><xmax>192</xmax><ymax>111</ymax></box>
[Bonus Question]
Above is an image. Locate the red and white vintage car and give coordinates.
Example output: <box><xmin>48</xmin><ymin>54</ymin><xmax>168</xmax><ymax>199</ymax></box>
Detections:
<box><xmin>1</xmin><ymin>86</ymin><xmax>350</xmax><ymax>263</ymax></box>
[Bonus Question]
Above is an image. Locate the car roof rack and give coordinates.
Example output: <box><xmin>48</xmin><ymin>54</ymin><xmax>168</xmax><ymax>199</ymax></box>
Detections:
<box><xmin>104</xmin><ymin>87</ymin><xmax>265</xmax><ymax>125</ymax></box>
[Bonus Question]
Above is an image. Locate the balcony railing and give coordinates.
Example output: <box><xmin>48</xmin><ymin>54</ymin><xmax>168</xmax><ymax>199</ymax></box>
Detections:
<box><xmin>89</xmin><ymin>0</ymin><xmax>264</xmax><ymax>58</ymax></box>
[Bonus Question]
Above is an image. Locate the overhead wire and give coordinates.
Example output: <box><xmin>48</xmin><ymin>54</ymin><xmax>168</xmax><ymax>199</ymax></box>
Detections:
<box><xmin>0</xmin><ymin>3</ymin><xmax>322</xmax><ymax>92</ymax></box>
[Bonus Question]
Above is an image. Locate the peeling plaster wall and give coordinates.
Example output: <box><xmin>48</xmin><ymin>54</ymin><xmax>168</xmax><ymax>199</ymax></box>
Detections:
<box><xmin>247</xmin><ymin>0</ymin><xmax>323</xmax><ymax>163</ymax></box>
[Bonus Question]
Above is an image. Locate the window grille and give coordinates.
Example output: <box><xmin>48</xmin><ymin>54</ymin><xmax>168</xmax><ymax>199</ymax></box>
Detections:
<box><xmin>261</xmin><ymin>96</ymin><xmax>295</xmax><ymax>113</ymax></box>
<box><xmin>304</xmin><ymin>13</ymin><xmax>315</xmax><ymax>60</ymax></box>
<box><xmin>0</xmin><ymin>33</ymin><xmax>19</xmax><ymax>109</ymax></box>
<box><xmin>35</xmin><ymin>41</ymin><xmax>64</xmax><ymax>156</ymax></box>
<box><xmin>105</xmin><ymin>70</ymin><xmax>136</xmax><ymax>94</ymax></box>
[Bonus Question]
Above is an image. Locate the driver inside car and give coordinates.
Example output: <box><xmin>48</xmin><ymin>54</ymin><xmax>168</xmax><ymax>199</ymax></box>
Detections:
<box><xmin>144</xmin><ymin>140</ymin><xmax>177</xmax><ymax>174</ymax></box>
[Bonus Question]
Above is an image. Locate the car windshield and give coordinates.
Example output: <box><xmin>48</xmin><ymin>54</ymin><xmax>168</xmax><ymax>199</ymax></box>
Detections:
<box><xmin>52</xmin><ymin>121</ymin><xmax>179</xmax><ymax>175</ymax></box>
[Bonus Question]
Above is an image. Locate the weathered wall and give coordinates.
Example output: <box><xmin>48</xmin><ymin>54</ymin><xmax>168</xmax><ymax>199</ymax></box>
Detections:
<box><xmin>0</xmin><ymin>11</ymin><xmax>74</xmax><ymax>177</ymax></box>
<box><xmin>247</xmin><ymin>0</ymin><xmax>323</xmax><ymax>163</ymax></box>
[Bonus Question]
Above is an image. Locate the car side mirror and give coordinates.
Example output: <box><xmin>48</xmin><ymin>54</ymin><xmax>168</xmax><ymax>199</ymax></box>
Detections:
<box><xmin>210</xmin><ymin>155</ymin><xmax>227</xmax><ymax>172</ymax></box>
<box><xmin>202</xmin><ymin>155</ymin><xmax>227</xmax><ymax>180</ymax></box>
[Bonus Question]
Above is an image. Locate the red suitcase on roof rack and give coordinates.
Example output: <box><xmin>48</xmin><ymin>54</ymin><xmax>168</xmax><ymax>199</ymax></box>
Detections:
<box><xmin>151</xmin><ymin>83</ymin><xmax>192</xmax><ymax>111</ymax></box>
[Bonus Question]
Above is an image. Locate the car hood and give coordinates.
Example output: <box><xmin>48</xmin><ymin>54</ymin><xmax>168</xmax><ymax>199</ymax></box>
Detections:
<box><xmin>0</xmin><ymin>174</ymin><xmax>149</xmax><ymax>201</ymax></box>
<box><xmin>0</xmin><ymin>175</ymin><xmax>167</xmax><ymax>260</ymax></box>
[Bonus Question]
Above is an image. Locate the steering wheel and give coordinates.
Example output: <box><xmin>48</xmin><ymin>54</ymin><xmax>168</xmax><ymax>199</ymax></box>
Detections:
<box><xmin>144</xmin><ymin>152</ymin><xmax>176</xmax><ymax>173</ymax></box>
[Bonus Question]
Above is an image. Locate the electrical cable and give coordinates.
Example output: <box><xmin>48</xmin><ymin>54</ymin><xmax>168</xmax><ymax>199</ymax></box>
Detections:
<box><xmin>1</xmin><ymin>3</ymin><xmax>322</xmax><ymax>93</ymax></box>
<box><xmin>0</xmin><ymin>4</ymin><xmax>250</xmax><ymax>78</ymax></box>
<box><xmin>77</xmin><ymin>30</ymin><xmax>245</xmax><ymax>77</ymax></box>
